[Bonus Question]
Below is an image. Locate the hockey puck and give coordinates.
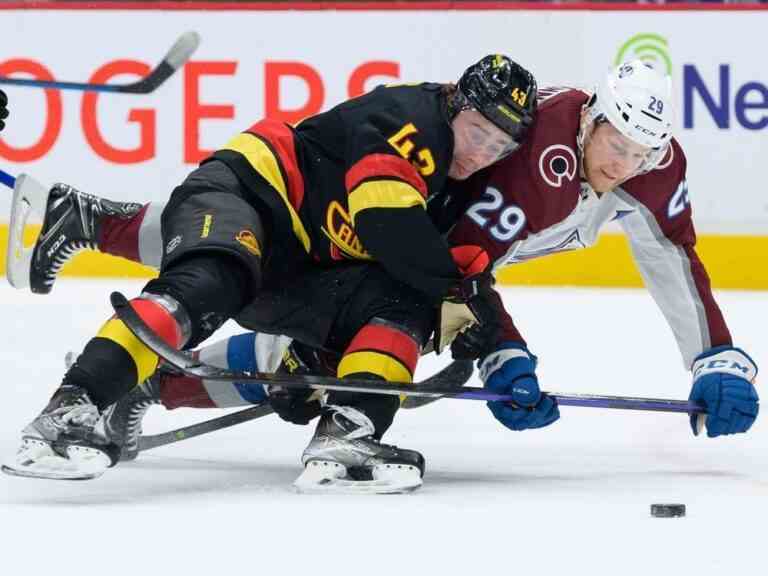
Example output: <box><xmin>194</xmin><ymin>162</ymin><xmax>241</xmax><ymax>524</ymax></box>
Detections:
<box><xmin>650</xmin><ymin>504</ymin><xmax>686</xmax><ymax>518</ymax></box>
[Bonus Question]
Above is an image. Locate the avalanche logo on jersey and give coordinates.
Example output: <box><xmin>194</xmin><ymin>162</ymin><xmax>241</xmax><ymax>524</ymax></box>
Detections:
<box><xmin>538</xmin><ymin>144</ymin><xmax>577</xmax><ymax>188</ymax></box>
<box><xmin>654</xmin><ymin>142</ymin><xmax>675</xmax><ymax>171</ymax></box>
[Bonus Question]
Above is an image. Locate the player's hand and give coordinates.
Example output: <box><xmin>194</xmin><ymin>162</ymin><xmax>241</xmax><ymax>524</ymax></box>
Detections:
<box><xmin>450</xmin><ymin>293</ymin><xmax>502</xmax><ymax>359</ymax></box>
<box><xmin>267</xmin><ymin>386</ymin><xmax>322</xmax><ymax>425</ymax></box>
<box><xmin>689</xmin><ymin>346</ymin><xmax>758</xmax><ymax>437</ymax></box>
<box><xmin>436</xmin><ymin>245</ymin><xmax>499</xmax><ymax>354</ymax></box>
<box><xmin>0</xmin><ymin>89</ymin><xmax>8</xmax><ymax>131</ymax></box>
<box><xmin>480</xmin><ymin>342</ymin><xmax>559</xmax><ymax>431</ymax></box>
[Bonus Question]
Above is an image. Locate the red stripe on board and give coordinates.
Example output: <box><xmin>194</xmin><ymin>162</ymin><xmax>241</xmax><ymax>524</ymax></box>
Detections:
<box><xmin>3</xmin><ymin>2</ymin><xmax>767</xmax><ymax>12</ymax></box>
<box><xmin>346</xmin><ymin>153</ymin><xmax>427</xmax><ymax>199</ymax></box>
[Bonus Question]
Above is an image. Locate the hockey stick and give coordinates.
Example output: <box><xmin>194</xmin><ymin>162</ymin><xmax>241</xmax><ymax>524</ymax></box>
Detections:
<box><xmin>0</xmin><ymin>167</ymin><xmax>14</xmax><ymax>189</ymax></box>
<box><xmin>137</xmin><ymin>360</ymin><xmax>474</xmax><ymax>453</ymax></box>
<box><xmin>112</xmin><ymin>291</ymin><xmax>705</xmax><ymax>414</ymax></box>
<box><xmin>0</xmin><ymin>31</ymin><xmax>199</xmax><ymax>93</ymax></box>
<box><xmin>138</xmin><ymin>404</ymin><xmax>273</xmax><ymax>452</ymax></box>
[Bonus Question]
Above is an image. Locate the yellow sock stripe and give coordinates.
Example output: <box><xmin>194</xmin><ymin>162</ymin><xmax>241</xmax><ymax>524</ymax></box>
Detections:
<box><xmin>97</xmin><ymin>318</ymin><xmax>159</xmax><ymax>385</ymax></box>
<box><xmin>223</xmin><ymin>132</ymin><xmax>311</xmax><ymax>253</ymax></box>
<box><xmin>348</xmin><ymin>180</ymin><xmax>426</xmax><ymax>226</ymax></box>
<box><xmin>338</xmin><ymin>350</ymin><xmax>413</xmax><ymax>384</ymax></box>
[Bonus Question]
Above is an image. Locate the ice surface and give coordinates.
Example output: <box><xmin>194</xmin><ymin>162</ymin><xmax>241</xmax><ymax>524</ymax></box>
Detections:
<box><xmin>1</xmin><ymin>279</ymin><xmax>765</xmax><ymax>575</ymax></box>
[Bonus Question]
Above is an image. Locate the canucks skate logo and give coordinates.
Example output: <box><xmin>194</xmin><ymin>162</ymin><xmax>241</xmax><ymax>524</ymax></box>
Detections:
<box><xmin>235</xmin><ymin>230</ymin><xmax>262</xmax><ymax>257</ymax></box>
<box><xmin>321</xmin><ymin>201</ymin><xmax>372</xmax><ymax>261</ymax></box>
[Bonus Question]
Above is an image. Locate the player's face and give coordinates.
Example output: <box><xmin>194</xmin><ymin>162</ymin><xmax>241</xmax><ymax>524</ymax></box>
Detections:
<box><xmin>583</xmin><ymin>121</ymin><xmax>652</xmax><ymax>193</ymax></box>
<box><xmin>449</xmin><ymin>110</ymin><xmax>516</xmax><ymax>180</ymax></box>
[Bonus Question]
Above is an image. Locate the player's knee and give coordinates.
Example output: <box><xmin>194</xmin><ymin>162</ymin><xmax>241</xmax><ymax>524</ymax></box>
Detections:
<box><xmin>144</xmin><ymin>253</ymin><xmax>257</xmax><ymax>348</ymax></box>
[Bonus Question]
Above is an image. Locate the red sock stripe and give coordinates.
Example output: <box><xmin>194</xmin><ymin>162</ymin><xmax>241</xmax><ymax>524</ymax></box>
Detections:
<box><xmin>130</xmin><ymin>298</ymin><xmax>182</xmax><ymax>348</ymax></box>
<box><xmin>159</xmin><ymin>374</ymin><xmax>216</xmax><ymax>410</ymax></box>
<box><xmin>344</xmin><ymin>324</ymin><xmax>419</xmax><ymax>374</ymax></box>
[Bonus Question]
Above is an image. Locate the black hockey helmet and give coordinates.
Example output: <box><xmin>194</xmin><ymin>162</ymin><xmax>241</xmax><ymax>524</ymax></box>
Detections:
<box><xmin>453</xmin><ymin>54</ymin><xmax>537</xmax><ymax>146</ymax></box>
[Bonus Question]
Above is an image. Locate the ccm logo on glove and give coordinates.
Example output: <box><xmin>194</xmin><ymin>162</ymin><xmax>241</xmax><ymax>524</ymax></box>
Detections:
<box><xmin>689</xmin><ymin>346</ymin><xmax>759</xmax><ymax>438</ymax></box>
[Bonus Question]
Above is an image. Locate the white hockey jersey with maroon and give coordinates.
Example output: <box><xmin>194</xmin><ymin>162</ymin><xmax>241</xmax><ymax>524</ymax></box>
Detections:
<box><xmin>447</xmin><ymin>88</ymin><xmax>731</xmax><ymax>368</ymax></box>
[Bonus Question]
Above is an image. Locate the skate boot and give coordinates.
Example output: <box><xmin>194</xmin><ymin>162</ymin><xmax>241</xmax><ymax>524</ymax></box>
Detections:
<box><xmin>2</xmin><ymin>385</ymin><xmax>119</xmax><ymax>480</ymax></box>
<box><xmin>102</xmin><ymin>377</ymin><xmax>162</xmax><ymax>462</ymax></box>
<box><xmin>294</xmin><ymin>405</ymin><xmax>425</xmax><ymax>494</ymax></box>
<box><xmin>7</xmin><ymin>180</ymin><xmax>143</xmax><ymax>293</ymax></box>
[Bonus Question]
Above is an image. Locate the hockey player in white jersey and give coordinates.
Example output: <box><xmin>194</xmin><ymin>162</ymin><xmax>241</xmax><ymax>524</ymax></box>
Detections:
<box><xmin>442</xmin><ymin>60</ymin><xmax>758</xmax><ymax>438</ymax></box>
<box><xmin>4</xmin><ymin>61</ymin><xmax>758</xmax><ymax>489</ymax></box>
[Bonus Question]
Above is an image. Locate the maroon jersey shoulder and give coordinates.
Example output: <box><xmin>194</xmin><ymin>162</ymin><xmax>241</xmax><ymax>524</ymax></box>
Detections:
<box><xmin>475</xmin><ymin>88</ymin><xmax>586</xmax><ymax>229</ymax></box>
<box><xmin>619</xmin><ymin>139</ymin><xmax>692</xmax><ymax>244</ymax></box>
<box><xmin>620</xmin><ymin>138</ymin><xmax>688</xmax><ymax>216</ymax></box>
<box><xmin>447</xmin><ymin>89</ymin><xmax>589</xmax><ymax>261</ymax></box>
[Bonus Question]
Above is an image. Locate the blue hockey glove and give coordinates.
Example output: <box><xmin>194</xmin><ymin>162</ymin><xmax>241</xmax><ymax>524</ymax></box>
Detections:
<box><xmin>689</xmin><ymin>346</ymin><xmax>759</xmax><ymax>438</ymax></box>
<box><xmin>479</xmin><ymin>342</ymin><xmax>559</xmax><ymax>431</ymax></box>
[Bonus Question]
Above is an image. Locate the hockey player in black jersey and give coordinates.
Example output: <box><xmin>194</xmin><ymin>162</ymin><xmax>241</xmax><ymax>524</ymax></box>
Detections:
<box><xmin>4</xmin><ymin>55</ymin><xmax>537</xmax><ymax>490</ymax></box>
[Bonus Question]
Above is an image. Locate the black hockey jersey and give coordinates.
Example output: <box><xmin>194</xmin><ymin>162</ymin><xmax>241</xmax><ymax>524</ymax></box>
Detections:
<box><xmin>211</xmin><ymin>83</ymin><xmax>463</xmax><ymax>302</ymax></box>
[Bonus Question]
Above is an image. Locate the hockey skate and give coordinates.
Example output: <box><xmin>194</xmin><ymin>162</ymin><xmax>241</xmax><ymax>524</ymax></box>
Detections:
<box><xmin>294</xmin><ymin>405</ymin><xmax>425</xmax><ymax>494</ymax></box>
<box><xmin>6</xmin><ymin>176</ymin><xmax>142</xmax><ymax>293</ymax></box>
<box><xmin>2</xmin><ymin>385</ymin><xmax>119</xmax><ymax>480</ymax></box>
<box><xmin>102</xmin><ymin>379</ymin><xmax>162</xmax><ymax>462</ymax></box>
<box><xmin>63</xmin><ymin>351</ymin><xmax>162</xmax><ymax>462</ymax></box>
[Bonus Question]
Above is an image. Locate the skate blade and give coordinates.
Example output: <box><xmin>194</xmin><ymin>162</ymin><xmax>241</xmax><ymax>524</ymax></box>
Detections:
<box><xmin>294</xmin><ymin>460</ymin><xmax>423</xmax><ymax>494</ymax></box>
<box><xmin>1</xmin><ymin>437</ymin><xmax>110</xmax><ymax>481</ymax></box>
<box><xmin>6</xmin><ymin>174</ymin><xmax>51</xmax><ymax>289</ymax></box>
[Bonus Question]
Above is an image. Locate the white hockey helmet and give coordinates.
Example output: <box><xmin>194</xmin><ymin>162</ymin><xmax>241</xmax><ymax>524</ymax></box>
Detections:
<box><xmin>584</xmin><ymin>60</ymin><xmax>674</xmax><ymax>172</ymax></box>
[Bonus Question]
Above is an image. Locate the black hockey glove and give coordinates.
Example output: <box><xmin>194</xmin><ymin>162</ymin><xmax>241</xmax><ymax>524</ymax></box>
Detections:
<box><xmin>450</xmin><ymin>292</ymin><xmax>503</xmax><ymax>360</ymax></box>
<box><xmin>434</xmin><ymin>246</ymin><xmax>500</xmax><ymax>355</ymax></box>
<box><xmin>267</xmin><ymin>342</ymin><xmax>338</xmax><ymax>425</ymax></box>
<box><xmin>0</xmin><ymin>89</ymin><xmax>8</xmax><ymax>131</ymax></box>
<box><xmin>267</xmin><ymin>386</ymin><xmax>322</xmax><ymax>425</ymax></box>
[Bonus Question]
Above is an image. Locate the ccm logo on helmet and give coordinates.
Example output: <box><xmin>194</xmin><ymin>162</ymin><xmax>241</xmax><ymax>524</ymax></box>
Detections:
<box><xmin>633</xmin><ymin>124</ymin><xmax>660</xmax><ymax>138</ymax></box>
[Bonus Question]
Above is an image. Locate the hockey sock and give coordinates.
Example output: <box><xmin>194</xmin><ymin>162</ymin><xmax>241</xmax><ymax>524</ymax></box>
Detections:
<box><xmin>331</xmin><ymin>321</ymin><xmax>419</xmax><ymax>438</ymax></box>
<box><xmin>160</xmin><ymin>333</ymin><xmax>271</xmax><ymax>409</ymax></box>
<box><xmin>64</xmin><ymin>299</ymin><xmax>183</xmax><ymax>410</ymax></box>
<box><xmin>99</xmin><ymin>201</ymin><xmax>164</xmax><ymax>268</ymax></box>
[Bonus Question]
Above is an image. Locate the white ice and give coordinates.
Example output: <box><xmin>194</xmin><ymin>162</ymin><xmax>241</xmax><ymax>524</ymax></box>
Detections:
<box><xmin>1</xmin><ymin>279</ymin><xmax>766</xmax><ymax>576</ymax></box>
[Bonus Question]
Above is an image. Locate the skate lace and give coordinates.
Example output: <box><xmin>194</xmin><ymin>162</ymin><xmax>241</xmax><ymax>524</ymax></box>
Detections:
<box><xmin>59</xmin><ymin>403</ymin><xmax>100</xmax><ymax>428</ymax></box>
<box><xmin>105</xmin><ymin>395</ymin><xmax>159</xmax><ymax>450</ymax></box>
<box><xmin>126</xmin><ymin>398</ymin><xmax>157</xmax><ymax>436</ymax></box>
<box><xmin>43</xmin><ymin>240</ymin><xmax>99</xmax><ymax>286</ymax></box>
<box><xmin>40</xmin><ymin>188</ymin><xmax>102</xmax><ymax>287</ymax></box>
